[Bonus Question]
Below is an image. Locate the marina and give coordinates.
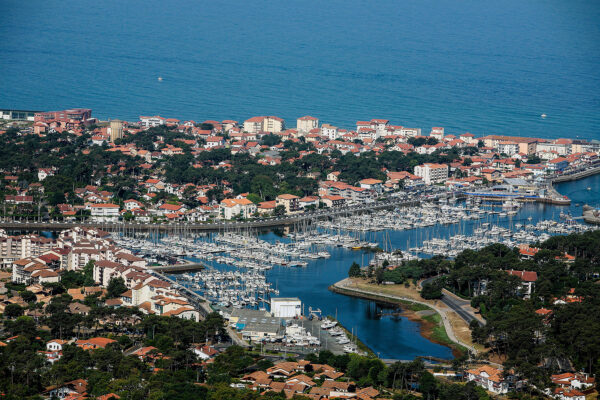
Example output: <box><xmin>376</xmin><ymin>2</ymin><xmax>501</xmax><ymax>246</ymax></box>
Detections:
<box><xmin>109</xmin><ymin>175</ymin><xmax>600</xmax><ymax>360</ymax></box>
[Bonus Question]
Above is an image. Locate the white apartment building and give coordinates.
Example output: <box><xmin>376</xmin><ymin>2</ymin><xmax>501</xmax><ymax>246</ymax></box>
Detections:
<box><xmin>400</xmin><ymin>127</ymin><xmax>421</xmax><ymax>137</ymax></box>
<box><xmin>370</xmin><ymin>119</ymin><xmax>389</xmax><ymax>136</ymax></box>
<box><xmin>139</xmin><ymin>115</ymin><xmax>166</xmax><ymax>128</ymax></box>
<box><xmin>414</xmin><ymin>163</ymin><xmax>449</xmax><ymax>184</ymax></box>
<box><xmin>430</xmin><ymin>127</ymin><xmax>444</xmax><ymax>141</ymax></box>
<box><xmin>498</xmin><ymin>141</ymin><xmax>519</xmax><ymax>156</ymax></box>
<box><xmin>296</xmin><ymin>116</ymin><xmax>319</xmax><ymax>134</ymax></box>
<box><xmin>219</xmin><ymin>198</ymin><xmax>257</xmax><ymax>220</ymax></box>
<box><xmin>90</xmin><ymin>204</ymin><xmax>120</xmax><ymax>222</ymax></box>
<box><xmin>536</xmin><ymin>140</ymin><xmax>570</xmax><ymax>156</ymax></box>
<box><xmin>321</xmin><ymin>124</ymin><xmax>339</xmax><ymax>140</ymax></box>
<box><xmin>243</xmin><ymin>116</ymin><xmax>285</xmax><ymax>134</ymax></box>
<box><xmin>205</xmin><ymin>136</ymin><xmax>224</xmax><ymax>148</ymax></box>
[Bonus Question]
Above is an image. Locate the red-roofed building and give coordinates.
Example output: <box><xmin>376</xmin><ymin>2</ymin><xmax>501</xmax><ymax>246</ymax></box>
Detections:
<box><xmin>507</xmin><ymin>269</ymin><xmax>538</xmax><ymax>298</ymax></box>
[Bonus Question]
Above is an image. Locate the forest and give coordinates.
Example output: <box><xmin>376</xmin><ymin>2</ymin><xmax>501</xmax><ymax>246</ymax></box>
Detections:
<box><xmin>422</xmin><ymin>230</ymin><xmax>600</xmax><ymax>389</ymax></box>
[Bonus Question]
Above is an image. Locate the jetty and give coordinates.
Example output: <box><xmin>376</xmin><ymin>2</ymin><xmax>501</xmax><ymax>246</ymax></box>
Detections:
<box><xmin>583</xmin><ymin>205</ymin><xmax>600</xmax><ymax>225</ymax></box>
<box><xmin>148</xmin><ymin>262</ymin><xmax>206</xmax><ymax>273</ymax></box>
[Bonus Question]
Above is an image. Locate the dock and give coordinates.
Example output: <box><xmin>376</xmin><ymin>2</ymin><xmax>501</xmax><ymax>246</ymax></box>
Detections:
<box><xmin>148</xmin><ymin>262</ymin><xmax>206</xmax><ymax>273</ymax></box>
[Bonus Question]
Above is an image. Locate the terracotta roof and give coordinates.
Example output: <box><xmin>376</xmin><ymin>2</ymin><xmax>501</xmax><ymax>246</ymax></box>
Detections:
<box><xmin>507</xmin><ymin>269</ymin><xmax>538</xmax><ymax>282</ymax></box>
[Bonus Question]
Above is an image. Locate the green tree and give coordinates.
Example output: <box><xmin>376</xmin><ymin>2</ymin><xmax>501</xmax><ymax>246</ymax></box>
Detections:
<box><xmin>348</xmin><ymin>262</ymin><xmax>362</xmax><ymax>278</ymax></box>
<box><xmin>83</xmin><ymin>260</ymin><xmax>95</xmax><ymax>286</ymax></box>
<box><xmin>20</xmin><ymin>290</ymin><xmax>37</xmax><ymax>303</ymax></box>
<box><xmin>4</xmin><ymin>303</ymin><xmax>24</xmax><ymax>318</ymax></box>
<box><xmin>106</xmin><ymin>277</ymin><xmax>127</xmax><ymax>299</ymax></box>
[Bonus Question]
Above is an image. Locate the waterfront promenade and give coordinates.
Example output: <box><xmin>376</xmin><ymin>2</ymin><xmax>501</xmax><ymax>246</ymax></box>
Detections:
<box><xmin>330</xmin><ymin>278</ymin><xmax>479</xmax><ymax>355</ymax></box>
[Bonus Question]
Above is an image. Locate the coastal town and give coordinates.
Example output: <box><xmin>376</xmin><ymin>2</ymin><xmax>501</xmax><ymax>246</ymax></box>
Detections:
<box><xmin>0</xmin><ymin>108</ymin><xmax>599</xmax><ymax>225</ymax></box>
<box><xmin>0</xmin><ymin>109</ymin><xmax>599</xmax><ymax>399</ymax></box>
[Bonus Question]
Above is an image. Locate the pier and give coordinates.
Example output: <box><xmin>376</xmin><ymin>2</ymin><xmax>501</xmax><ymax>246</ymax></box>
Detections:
<box><xmin>583</xmin><ymin>205</ymin><xmax>600</xmax><ymax>225</ymax></box>
<box><xmin>148</xmin><ymin>262</ymin><xmax>206</xmax><ymax>273</ymax></box>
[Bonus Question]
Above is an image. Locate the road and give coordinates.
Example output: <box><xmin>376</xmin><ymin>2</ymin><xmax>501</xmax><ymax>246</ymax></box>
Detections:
<box><xmin>0</xmin><ymin>193</ymin><xmax>452</xmax><ymax>233</ymax></box>
<box><xmin>421</xmin><ymin>276</ymin><xmax>485</xmax><ymax>326</ymax></box>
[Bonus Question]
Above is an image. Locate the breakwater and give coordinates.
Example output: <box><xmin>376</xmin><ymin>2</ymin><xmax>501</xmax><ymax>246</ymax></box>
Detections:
<box><xmin>551</xmin><ymin>164</ymin><xmax>600</xmax><ymax>183</ymax></box>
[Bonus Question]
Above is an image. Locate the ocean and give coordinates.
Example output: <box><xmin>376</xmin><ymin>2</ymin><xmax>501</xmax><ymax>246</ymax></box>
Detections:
<box><xmin>1</xmin><ymin>0</ymin><xmax>599</xmax><ymax>139</ymax></box>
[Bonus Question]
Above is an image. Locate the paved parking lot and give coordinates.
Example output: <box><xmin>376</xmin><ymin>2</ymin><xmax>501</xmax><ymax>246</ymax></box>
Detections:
<box><xmin>261</xmin><ymin>318</ymin><xmax>352</xmax><ymax>356</ymax></box>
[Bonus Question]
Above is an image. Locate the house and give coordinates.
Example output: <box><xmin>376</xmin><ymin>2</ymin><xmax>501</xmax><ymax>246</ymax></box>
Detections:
<box><xmin>553</xmin><ymin>388</ymin><xmax>586</xmax><ymax>400</ymax></box>
<box><xmin>267</xmin><ymin>361</ymin><xmax>304</xmax><ymax>378</ymax></box>
<box><xmin>507</xmin><ymin>269</ymin><xmax>538</xmax><ymax>298</ymax></box>
<box><xmin>43</xmin><ymin>379</ymin><xmax>88</xmax><ymax>399</ymax></box>
<box><xmin>158</xmin><ymin>203</ymin><xmax>185</xmax><ymax>216</ymax></box>
<box><xmin>75</xmin><ymin>337</ymin><xmax>116</xmax><ymax>350</ymax></box>
<box><xmin>518</xmin><ymin>245</ymin><xmax>539</xmax><ymax>260</ymax></box>
<box><xmin>258</xmin><ymin>200</ymin><xmax>276</xmax><ymax>215</ymax></box>
<box><xmin>326</xmin><ymin>171</ymin><xmax>341</xmax><ymax>181</ymax></box>
<box><xmin>38</xmin><ymin>168</ymin><xmax>55</xmax><ymax>181</ymax></box>
<box><xmin>359</xmin><ymin>178</ymin><xmax>383</xmax><ymax>193</ymax></box>
<box><xmin>551</xmin><ymin>372</ymin><xmax>595</xmax><ymax>390</ymax></box>
<box><xmin>466</xmin><ymin>365</ymin><xmax>520</xmax><ymax>394</ymax></box>
<box><xmin>68</xmin><ymin>302</ymin><xmax>91</xmax><ymax>316</ymax></box>
<box><xmin>191</xmin><ymin>345</ymin><xmax>219</xmax><ymax>360</ymax></box>
<box><xmin>298</xmin><ymin>196</ymin><xmax>319</xmax><ymax>209</ymax></box>
<box><xmin>320</xmin><ymin>195</ymin><xmax>345</xmax><ymax>208</ymax></box>
<box><xmin>131</xmin><ymin>346</ymin><xmax>160</xmax><ymax>361</ymax></box>
<box><xmin>47</xmin><ymin>339</ymin><xmax>67</xmax><ymax>352</ymax></box>
<box><xmin>123</xmin><ymin>199</ymin><xmax>144</xmax><ymax>211</ymax></box>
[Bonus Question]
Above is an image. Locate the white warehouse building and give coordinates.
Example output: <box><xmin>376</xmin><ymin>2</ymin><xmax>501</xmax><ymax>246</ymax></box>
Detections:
<box><xmin>270</xmin><ymin>297</ymin><xmax>302</xmax><ymax>318</ymax></box>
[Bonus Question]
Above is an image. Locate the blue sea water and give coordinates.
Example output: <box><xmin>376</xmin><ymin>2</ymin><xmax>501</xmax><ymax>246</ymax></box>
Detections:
<box><xmin>1</xmin><ymin>0</ymin><xmax>600</xmax><ymax>139</ymax></box>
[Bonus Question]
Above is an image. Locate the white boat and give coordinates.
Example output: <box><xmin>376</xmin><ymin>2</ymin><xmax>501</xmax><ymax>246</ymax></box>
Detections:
<box><xmin>343</xmin><ymin>344</ymin><xmax>358</xmax><ymax>353</ymax></box>
<box><xmin>321</xmin><ymin>320</ymin><xmax>337</xmax><ymax>329</ymax></box>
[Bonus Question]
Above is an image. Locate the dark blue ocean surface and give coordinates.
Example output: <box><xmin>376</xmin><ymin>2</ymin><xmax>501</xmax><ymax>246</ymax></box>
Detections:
<box><xmin>2</xmin><ymin>0</ymin><xmax>599</xmax><ymax>139</ymax></box>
